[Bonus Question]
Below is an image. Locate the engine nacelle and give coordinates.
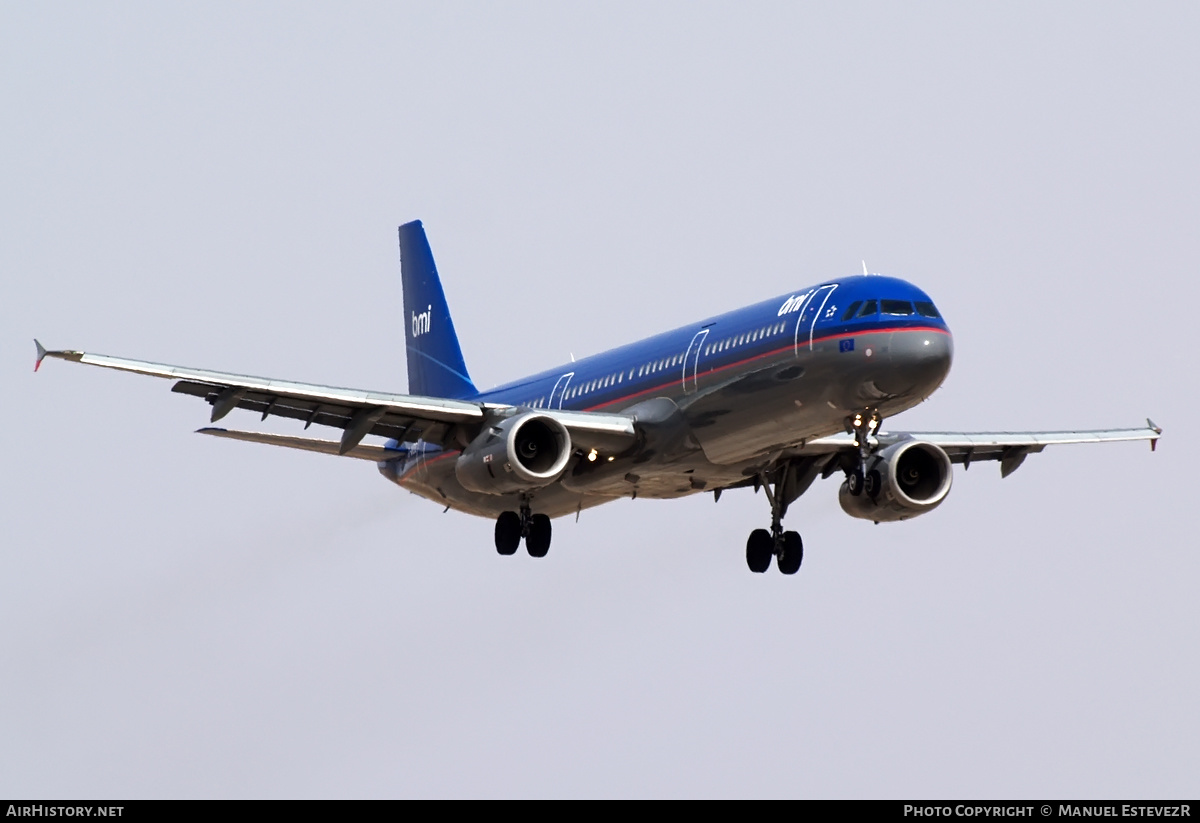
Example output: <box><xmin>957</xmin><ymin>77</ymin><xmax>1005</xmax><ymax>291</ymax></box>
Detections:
<box><xmin>455</xmin><ymin>413</ymin><xmax>572</xmax><ymax>495</ymax></box>
<box><xmin>839</xmin><ymin>440</ymin><xmax>954</xmax><ymax>523</ymax></box>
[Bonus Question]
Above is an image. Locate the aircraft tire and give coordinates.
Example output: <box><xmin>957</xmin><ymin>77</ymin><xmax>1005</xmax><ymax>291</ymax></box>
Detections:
<box><xmin>746</xmin><ymin>529</ymin><xmax>773</xmax><ymax>573</ymax></box>
<box><xmin>495</xmin><ymin>511</ymin><xmax>522</xmax><ymax>555</ymax></box>
<box><xmin>778</xmin><ymin>531</ymin><xmax>803</xmax><ymax>575</ymax></box>
<box><xmin>526</xmin><ymin>514</ymin><xmax>552</xmax><ymax>558</ymax></box>
<box><xmin>847</xmin><ymin>467</ymin><xmax>865</xmax><ymax>496</ymax></box>
<box><xmin>864</xmin><ymin>469</ymin><xmax>882</xmax><ymax>500</ymax></box>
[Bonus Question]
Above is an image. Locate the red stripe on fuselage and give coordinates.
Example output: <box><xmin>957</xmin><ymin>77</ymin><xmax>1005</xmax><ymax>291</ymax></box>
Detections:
<box><xmin>397</xmin><ymin>449</ymin><xmax>460</xmax><ymax>483</ymax></box>
<box><xmin>581</xmin><ymin>325</ymin><xmax>950</xmax><ymax>412</ymax></box>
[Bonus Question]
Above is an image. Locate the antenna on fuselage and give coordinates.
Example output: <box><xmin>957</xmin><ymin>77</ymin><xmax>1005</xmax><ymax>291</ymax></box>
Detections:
<box><xmin>862</xmin><ymin>260</ymin><xmax>869</xmax><ymax>276</ymax></box>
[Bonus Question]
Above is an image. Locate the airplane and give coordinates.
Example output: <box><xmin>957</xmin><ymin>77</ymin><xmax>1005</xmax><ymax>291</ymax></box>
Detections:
<box><xmin>34</xmin><ymin>220</ymin><xmax>1161</xmax><ymax>575</ymax></box>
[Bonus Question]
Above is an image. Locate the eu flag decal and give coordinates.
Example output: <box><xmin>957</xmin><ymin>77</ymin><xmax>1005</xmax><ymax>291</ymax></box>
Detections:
<box><xmin>839</xmin><ymin>338</ymin><xmax>855</xmax><ymax>353</ymax></box>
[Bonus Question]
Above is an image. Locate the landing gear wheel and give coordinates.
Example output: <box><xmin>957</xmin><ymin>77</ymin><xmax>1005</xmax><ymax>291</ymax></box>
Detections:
<box><xmin>777</xmin><ymin>531</ymin><xmax>803</xmax><ymax>575</ymax></box>
<box><xmin>746</xmin><ymin>529</ymin><xmax>773</xmax><ymax>573</ymax></box>
<box><xmin>525</xmin><ymin>513</ymin><xmax>552</xmax><ymax>558</ymax></box>
<box><xmin>864</xmin><ymin>469</ymin><xmax>882</xmax><ymax>500</ymax></box>
<box><xmin>847</xmin><ymin>466</ymin><xmax>866</xmax><ymax>497</ymax></box>
<box><xmin>495</xmin><ymin>511</ymin><xmax>521</xmax><ymax>555</ymax></box>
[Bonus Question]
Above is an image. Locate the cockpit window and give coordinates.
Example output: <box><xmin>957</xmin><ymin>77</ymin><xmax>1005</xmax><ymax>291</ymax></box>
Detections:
<box><xmin>915</xmin><ymin>301</ymin><xmax>941</xmax><ymax>318</ymax></box>
<box><xmin>857</xmin><ymin>300</ymin><xmax>878</xmax><ymax>318</ymax></box>
<box><xmin>841</xmin><ymin>301</ymin><xmax>863</xmax><ymax>321</ymax></box>
<box><xmin>881</xmin><ymin>300</ymin><xmax>913</xmax><ymax>316</ymax></box>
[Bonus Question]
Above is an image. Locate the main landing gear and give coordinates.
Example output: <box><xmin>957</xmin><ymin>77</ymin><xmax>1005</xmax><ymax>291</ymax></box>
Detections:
<box><xmin>494</xmin><ymin>497</ymin><xmax>552</xmax><ymax>558</ymax></box>
<box><xmin>746</xmin><ymin>469</ymin><xmax>804</xmax><ymax>575</ymax></box>
<box><xmin>844</xmin><ymin>410</ymin><xmax>883</xmax><ymax>498</ymax></box>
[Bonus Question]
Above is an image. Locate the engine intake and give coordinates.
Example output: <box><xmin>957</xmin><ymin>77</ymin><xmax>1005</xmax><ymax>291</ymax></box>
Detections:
<box><xmin>839</xmin><ymin>440</ymin><xmax>954</xmax><ymax>522</ymax></box>
<box><xmin>455</xmin><ymin>413</ymin><xmax>572</xmax><ymax>495</ymax></box>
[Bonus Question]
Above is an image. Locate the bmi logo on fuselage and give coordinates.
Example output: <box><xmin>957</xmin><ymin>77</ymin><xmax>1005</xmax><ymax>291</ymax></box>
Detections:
<box><xmin>777</xmin><ymin>292</ymin><xmax>811</xmax><ymax>316</ymax></box>
<box><xmin>411</xmin><ymin>304</ymin><xmax>432</xmax><ymax>338</ymax></box>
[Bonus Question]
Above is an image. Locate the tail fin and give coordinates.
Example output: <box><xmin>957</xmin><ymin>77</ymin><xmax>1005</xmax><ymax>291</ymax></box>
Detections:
<box><xmin>398</xmin><ymin>220</ymin><xmax>478</xmax><ymax>400</ymax></box>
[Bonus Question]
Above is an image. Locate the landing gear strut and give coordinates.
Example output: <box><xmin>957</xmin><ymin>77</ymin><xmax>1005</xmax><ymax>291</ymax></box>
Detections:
<box><xmin>494</xmin><ymin>496</ymin><xmax>552</xmax><ymax>558</ymax></box>
<box><xmin>845</xmin><ymin>410</ymin><xmax>883</xmax><ymax>497</ymax></box>
<box><xmin>746</xmin><ymin>467</ymin><xmax>804</xmax><ymax>575</ymax></box>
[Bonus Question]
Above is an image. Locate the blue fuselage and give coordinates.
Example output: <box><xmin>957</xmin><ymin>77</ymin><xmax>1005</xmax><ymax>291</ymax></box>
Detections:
<box><xmin>383</xmin><ymin>274</ymin><xmax>954</xmax><ymax>518</ymax></box>
<box><xmin>478</xmin><ymin>274</ymin><xmax>951</xmax><ymax>414</ymax></box>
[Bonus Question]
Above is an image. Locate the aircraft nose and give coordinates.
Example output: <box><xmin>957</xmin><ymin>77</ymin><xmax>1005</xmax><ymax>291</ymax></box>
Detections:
<box><xmin>886</xmin><ymin>329</ymin><xmax>953</xmax><ymax>394</ymax></box>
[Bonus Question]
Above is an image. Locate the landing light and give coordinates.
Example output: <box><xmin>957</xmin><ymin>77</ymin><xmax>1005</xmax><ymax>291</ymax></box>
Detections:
<box><xmin>587</xmin><ymin>449</ymin><xmax>598</xmax><ymax>462</ymax></box>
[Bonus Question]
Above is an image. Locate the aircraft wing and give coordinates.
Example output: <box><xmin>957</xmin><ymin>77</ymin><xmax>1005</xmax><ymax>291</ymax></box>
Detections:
<box><xmin>801</xmin><ymin>423</ymin><xmax>1162</xmax><ymax>478</ymax></box>
<box><xmin>34</xmin><ymin>342</ymin><xmax>637</xmax><ymax>456</ymax></box>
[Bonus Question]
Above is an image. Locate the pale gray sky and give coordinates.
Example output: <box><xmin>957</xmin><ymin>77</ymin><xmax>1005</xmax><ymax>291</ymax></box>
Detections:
<box><xmin>3</xmin><ymin>2</ymin><xmax>1197</xmax><ymax>798</ymax></box>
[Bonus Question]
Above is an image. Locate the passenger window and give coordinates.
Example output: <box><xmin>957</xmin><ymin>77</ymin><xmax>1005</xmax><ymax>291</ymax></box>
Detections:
<box><xmin>881</xmin><ymin>300</ymin><xmax>913</xmax><ymax>316</ymax></box>
<box><xmin>842</xmin><ymin>301</ymin><xmax>863</xmax><ymax>321</ymax></box>
<box><xmin>857</xmin><ymin>300</ymin><xmax>878</xmax><ymax>318</ymax></box>
<box><xmin>915</xmin><ymin>301</ymin><xmax>941</xmax><ymax>318</ymax></box>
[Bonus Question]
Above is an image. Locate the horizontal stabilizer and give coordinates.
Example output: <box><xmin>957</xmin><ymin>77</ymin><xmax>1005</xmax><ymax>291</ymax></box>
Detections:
<box><xmin>197</xmin><ymin>427</ymin><xmax>407</xmax><ymax>462</ymax></box>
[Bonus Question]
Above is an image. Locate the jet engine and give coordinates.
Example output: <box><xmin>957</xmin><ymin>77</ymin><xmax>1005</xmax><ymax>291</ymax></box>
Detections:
<box><xmin>455</xmin><ymin>413</ymin><xmax>572</xmax><ymax>495</ymax></box>
<box><xmin>839</xmin><ymin>440</ymin><xmax>954</xmax><ymax>522</ymax></box>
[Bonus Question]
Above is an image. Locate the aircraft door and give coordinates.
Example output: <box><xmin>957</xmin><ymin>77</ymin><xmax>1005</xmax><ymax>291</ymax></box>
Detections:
<box><xmin>793</xmin><ymin>284</ymin><xmax>838</xmax><ymax>353</ymax></box>
<box><xmin>682</xmin><ymin>329</ymin><xmax>709</xmax><ymax>394</ymax></box>
<box><xmin>549</xmin><ymin>372</ymin><xmax>574</xmax><ymax>409</ymax></box>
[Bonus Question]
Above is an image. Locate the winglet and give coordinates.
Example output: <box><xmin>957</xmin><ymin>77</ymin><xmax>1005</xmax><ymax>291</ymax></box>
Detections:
<box><xmin>1148</xmin><ymin>418</ymin><xmax>1162</xmax><ymax>451</ymax></box>
<box><xmin>32</xmin><ymin>341</ymin><xmax>84</xmax><ymax>371</ymax></box>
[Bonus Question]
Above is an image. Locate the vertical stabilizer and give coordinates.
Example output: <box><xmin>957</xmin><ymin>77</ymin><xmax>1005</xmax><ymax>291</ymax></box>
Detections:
<box><xmin>398</xmin><ymin>221</ymin><xmax>478</xmax><ymax>400</ymax></box>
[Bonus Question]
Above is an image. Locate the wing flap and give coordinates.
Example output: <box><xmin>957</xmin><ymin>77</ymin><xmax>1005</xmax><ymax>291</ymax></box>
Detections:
<box><xmin>169</xmin><ymin>381</ymin><xmax>437</xmax><ymax>443</ymax></box>
<box><xmin>196</xmin><ymin>427</ymin><xmax>407</xmax><ymax>462</ymax></box>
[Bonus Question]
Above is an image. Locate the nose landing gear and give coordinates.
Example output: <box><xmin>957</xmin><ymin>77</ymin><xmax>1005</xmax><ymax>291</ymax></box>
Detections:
<box><xmin>845</xmin><ymin>410</ymin><xmax>883</xmax><ymax>498</ymax></box>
